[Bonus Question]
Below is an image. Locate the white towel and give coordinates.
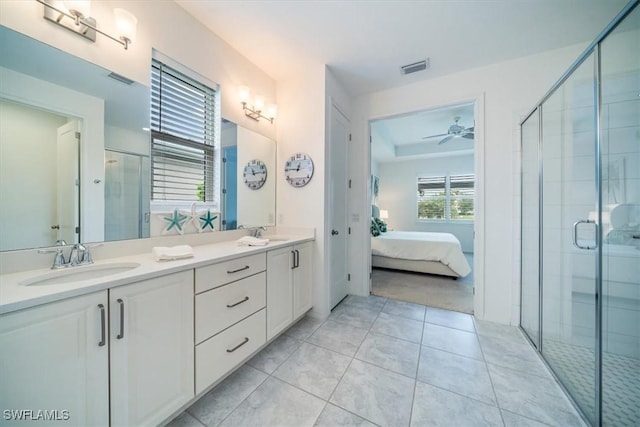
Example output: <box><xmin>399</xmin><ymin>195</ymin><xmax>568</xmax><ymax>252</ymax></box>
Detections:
<box><xmin>237</xmin><ymin>236</ymin><xmax>269</xmax><ymax>246</ymax></box>
<box><xmin>152</xmin><ymin>245</ymin><xmax>194</xmax><ymax>261</ymax></box>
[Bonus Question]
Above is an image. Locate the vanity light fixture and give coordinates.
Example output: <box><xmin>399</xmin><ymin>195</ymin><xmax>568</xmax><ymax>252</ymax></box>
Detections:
<box><xmin>37</xmin><ymin>0</ymin><xmax>137</xmax><ymax>50</ymax></box>
<box><xmin>238</xmin><ymin>85</ymin><xmax>277</xmax><ymax>123</ymax></box>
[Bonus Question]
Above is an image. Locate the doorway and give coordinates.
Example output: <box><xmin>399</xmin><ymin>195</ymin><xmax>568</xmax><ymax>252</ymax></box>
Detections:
<box><xmin>368</xmin><ymin>101</ymin><xmax>478</xmax><ymax>314</ymax></box>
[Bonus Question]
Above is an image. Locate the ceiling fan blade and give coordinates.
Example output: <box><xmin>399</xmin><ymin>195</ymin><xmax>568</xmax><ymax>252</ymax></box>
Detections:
<box><xmin>438</xmin><ymin>135</ymin><xmax>456</xmax><ymax>145</ymax></box>
<box><xmin>462</xmin><ymin>133</ymin><xmax>475</xmax><ymax>140</ymax></box>
<box><xmin>422</xmin><ymin>132</ymin><xmax>449</xmax><ymax>140</ymax></box>
<box><xmin>465</xmin><ymin>126</ymin><xmax>474</xmax><ymax>132</ymax></box>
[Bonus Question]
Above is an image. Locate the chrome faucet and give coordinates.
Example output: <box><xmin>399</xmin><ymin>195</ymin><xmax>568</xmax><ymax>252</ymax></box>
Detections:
<box><xmin>38</xmin><ymin>242</ymin><xmax>94</xmax><ymax>269</ymax></box>
<box><xmin>251</xmin><ymin>226</ymin><xmax>267</xmax><ymax>238</ymax></box>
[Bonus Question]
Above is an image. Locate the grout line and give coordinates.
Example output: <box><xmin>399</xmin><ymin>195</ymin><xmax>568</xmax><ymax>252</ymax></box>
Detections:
<box><xmin>475</xmin><ymin>324</ymin><xmax>506</xmax><ymax>427</ymax></box>
<box><xmin>408</xmin><ymin>312</ymin><xmax>426</xmax><ymax>425</ymax></box>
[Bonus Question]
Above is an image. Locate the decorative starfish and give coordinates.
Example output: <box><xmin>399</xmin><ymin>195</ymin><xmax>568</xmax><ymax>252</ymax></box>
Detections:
<box><xmin>198</xmin><ymin>210</ymin><xmax>217</xmax><ymax>232</ymax></box>
<box><xmin>163</xmin><ymin>209</ymin><xmax>188</xmax><ymax>234</ymax></box>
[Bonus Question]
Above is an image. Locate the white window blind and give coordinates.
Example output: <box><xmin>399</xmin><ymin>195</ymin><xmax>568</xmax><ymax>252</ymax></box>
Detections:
<box><xmin>151</xmin><ymin>59</ymin><xmax>217</xmax><ymax>202</ymax></box>
<box><xmin>417</xmin><ymin>174</ymin><xmax>475</xmax><ymax>221</ymax></box>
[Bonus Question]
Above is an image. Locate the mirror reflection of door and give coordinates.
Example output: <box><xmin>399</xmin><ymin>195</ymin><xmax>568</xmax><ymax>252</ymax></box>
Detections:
<box><xmin>56</xmin><ymin>120</ymin><xmax>80</xmax><ymax>245</ymax></box>
<box><xmin>222</xmin><ymin>146</ymin><xmax>238</xmax><ymax>230</ymax></box>
<box><xmin>0</xmin><ymin>99</ymin><xmax>80</xmax><ymax>250</ymax></box>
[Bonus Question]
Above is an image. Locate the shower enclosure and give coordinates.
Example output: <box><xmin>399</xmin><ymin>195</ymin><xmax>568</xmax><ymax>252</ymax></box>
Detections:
<box><xmin>520</xmin><ymin>2</ymin><xmax>639</xmax><ymax>426</ymax></box>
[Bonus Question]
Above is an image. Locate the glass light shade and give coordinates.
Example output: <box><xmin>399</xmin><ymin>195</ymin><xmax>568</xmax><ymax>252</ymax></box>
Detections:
<box><xmin>266</xmin><ymin>104</ymin><xmax>278</xmax><ymax>119</ymax></box>
<box><xmin>64</xmin><ymin>0</ymin><xmax>91</xmax><ymax>17</ymax></box>
<box><xmin>114</xmin><ymin>8</ymin><xmax>137</xmax><ymax>43</ymax></box>
<box><xmin>379</xmin><ymin>209</ymin><xmax>389</xmax><ymax>219</ymax></box>
<box><xmin>254</xmin><ymin>95</ymin><xmax>265</xmax><ymax>111</ymax></box>
<box><xmin>238</xmin><ymin>86</ymin><xmax>251</xmax><ymax>103</ymax></box>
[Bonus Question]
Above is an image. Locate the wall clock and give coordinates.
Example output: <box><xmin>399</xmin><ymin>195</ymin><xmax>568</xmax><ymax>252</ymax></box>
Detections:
<box><xmin>243</xmin><ymin>159</ymin><xmax>267</xmax><ymax>190</ymax></box>
<box><xmin>285</xmin><ymin>153</ymin><xmax>314</xmax><ymax>188</ymax></box>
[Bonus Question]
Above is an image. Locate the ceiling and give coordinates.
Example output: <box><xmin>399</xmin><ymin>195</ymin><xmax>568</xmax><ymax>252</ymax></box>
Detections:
<box><xmin>176</xmin><ymin>0</ymin><xmax>628</xmax><ymax>96</ymax></box>
<box><xmin>371</xmin><ymin>102</ymin><xmax>475</xmax><ymax>163</ymax></box>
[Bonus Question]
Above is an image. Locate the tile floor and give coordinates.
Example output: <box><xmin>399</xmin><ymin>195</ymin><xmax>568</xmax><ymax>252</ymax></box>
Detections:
<box><xmin>167</xmin><ymin>295</ymin><xmax>586</xmax><ymax>427</ymax></box>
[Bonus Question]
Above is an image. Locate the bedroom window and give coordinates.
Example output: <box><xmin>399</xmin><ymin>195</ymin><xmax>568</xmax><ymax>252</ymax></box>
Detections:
<box><xmin>417</xmin><ymin>174</ymin><xmax>474</xmax><ymax>221</ymax></box>
<box><xmin>150</xmin><ymin>58</ymin><xmax>219</xmax><ymax>203</ymax></box>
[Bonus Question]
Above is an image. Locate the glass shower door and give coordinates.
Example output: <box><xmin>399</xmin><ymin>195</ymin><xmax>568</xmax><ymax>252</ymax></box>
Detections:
<box><xmin>541</xmin><ymin>52</ymin><xmax>598</xmax><ymax>424</ymax></box>
<box><xmin>599</xmin><ymin>5</ymin><xmax>640</xmax><ymax>425</ymax></box>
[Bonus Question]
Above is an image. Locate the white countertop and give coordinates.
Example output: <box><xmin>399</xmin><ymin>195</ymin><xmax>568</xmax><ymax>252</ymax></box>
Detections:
<box><xmin>0</xmin><ymin>233</ymin><xmax>313</xmax><ymax>315</ymax></box>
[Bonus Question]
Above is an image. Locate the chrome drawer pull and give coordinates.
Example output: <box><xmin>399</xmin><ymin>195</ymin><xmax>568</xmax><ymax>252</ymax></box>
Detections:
<box><xmin>98</xmin><ymin>304</ymin><xmax>106</xmax><ymax>347</ymax></box>
<box><xmin>226</xmin><ymin>296</ymin><xmax>250</xmax><ymax>308</ymax></box>
<box><xmin>116</xmin><ymin>298</ymin><xmax>125</xmax><ymax>339</ymax></box>
<box><xmin>226</xmin><ymin>337</ymin><xmax>249</xmax><ymax>353</ymax></box>
<box><xmin>227</xmin><ymin>265</ymin><xmax>250</xmax><ymax>274</ymax></box>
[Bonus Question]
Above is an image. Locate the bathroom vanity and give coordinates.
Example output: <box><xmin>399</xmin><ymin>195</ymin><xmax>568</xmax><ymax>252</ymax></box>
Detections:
<box><xmin>0</xmin><ymin>230</ymin><xmax>314</xmax><ymax>426</ymax></box>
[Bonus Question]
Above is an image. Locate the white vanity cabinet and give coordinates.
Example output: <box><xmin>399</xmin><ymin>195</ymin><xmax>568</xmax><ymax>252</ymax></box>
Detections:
<box><xmin>0</xmin><ymin>291</ymin><xmax>109</xmax><ymax>426</ymax></box>
<box><xmin>194</xmin><ymin>254</ymin><xmax>267</xmax><ymax>394</ymax></box>
<box><xmin>266</xmin><ymin>242</ymin><xmax>313</xmax><ymax>340</ymax></box>
<box><xmin>109</xmin><ymin>270</ymin><xmax>194</xmax><ymax>427</ymax></box>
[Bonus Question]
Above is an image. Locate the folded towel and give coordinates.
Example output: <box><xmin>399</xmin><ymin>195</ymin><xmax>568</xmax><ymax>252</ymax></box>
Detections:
<box><xmin>237</xmin><ymin>236</ymin><xmax>269</xmax><ymax>246</ymax></box>
<box><xmin>152</xmin><ymin>245</ymin><xmax>194</xmax><ymax>261</ymax></box>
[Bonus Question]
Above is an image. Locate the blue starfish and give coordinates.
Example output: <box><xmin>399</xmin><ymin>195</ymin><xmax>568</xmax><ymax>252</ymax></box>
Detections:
<box><xmin>199</xmin><ymin>210</ymin><xmax>218</xmax><ymax>231</ymax></box>
<box><xmin>163</xmin><ymin>209</ymin><xmax>188</xmax><ymax>232</ymax></box>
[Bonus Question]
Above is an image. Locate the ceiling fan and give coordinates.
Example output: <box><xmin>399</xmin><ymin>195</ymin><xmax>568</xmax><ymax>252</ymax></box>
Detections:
<box><xmin>422</xmin><ymin>116</ymin><xmax>474</xmax><ymax>144</ymax></box>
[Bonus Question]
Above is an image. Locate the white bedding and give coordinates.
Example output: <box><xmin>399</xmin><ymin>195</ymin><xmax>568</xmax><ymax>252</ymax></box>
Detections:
<box><xmin>371</xmin><ymin>231</ymin><xmax>471</xmax><ymax>277</ymax></box>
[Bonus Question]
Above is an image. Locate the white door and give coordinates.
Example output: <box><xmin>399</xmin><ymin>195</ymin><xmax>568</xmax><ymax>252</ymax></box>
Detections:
<box><xmin>56</xmin><ymin>120</ymin><xmax>80</xmax><ymax>244</ymax></box>
<box><xmin>110</xmin><ymin>270</ymin><xmax>194</xmax><ymax>426</ymax></box>
<box><xmin>329</xmin><ymin>103</ymin><xmax>350</xmax><ymax>309</ymax></box>
<box><xmin>0</xmin><ymin>291</ymin><xmax>109</xmax><ymax>426</ymax></box>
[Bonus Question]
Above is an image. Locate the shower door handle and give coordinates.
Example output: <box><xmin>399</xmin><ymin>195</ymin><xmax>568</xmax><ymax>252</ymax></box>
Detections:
<box><xmin>572</xmin><ymin>220</ymin><xmax>597</xmax><ymax>250</ymax></box>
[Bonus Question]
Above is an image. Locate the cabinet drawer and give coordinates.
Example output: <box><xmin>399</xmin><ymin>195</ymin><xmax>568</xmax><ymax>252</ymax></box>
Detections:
<box><xmin>195</xmin><ymin>272</ymin><xmax>266</xmax><ymax>344</ymax></box>
<box><xmin>196</xmin><ymin>253</ymin><xmax>266</xmax><ymax>293</ymax></box>
<box><xmin>195</xmin><ymin>309</ymin><xmax>266</xmax><ymax>394</ymax></box>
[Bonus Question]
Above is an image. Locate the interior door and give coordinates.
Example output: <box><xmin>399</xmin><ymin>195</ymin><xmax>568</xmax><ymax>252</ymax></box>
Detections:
<box><xmin>56</xmin><ymin>120</ymin><xmax>80</xmax><ymax>244</ymax></box>
<box><xmin>540</xmin><ymin>52</ymin><xmax>597</xmax><ymax>424</ymax></box>
<box><xmin>329</xmin><ymin>103</ymin><xmax>350</xmax><ymax>309</ymax></box>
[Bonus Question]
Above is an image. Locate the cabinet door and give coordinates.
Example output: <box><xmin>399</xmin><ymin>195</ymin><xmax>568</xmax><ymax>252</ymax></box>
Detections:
<box><xmin>110</xmin><ymin>270</ymin><xmax>194</xmax><ymax>426</ymax></box>
<box><xmin>293</xmin><ymin>242</ymin><xmax>313</xmax><ymax>319</ymax></box>
<box><xmin>0</xmin><ymin>291</ymin><xmax>109</xmax><ymax>426</ymax></box>
<box><xmin>266</xmin><ymin>246</ymin><xmax>294</xmax><ymax>340</ymax></box>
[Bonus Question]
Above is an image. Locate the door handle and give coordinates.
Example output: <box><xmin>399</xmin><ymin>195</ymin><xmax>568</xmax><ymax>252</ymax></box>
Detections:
<box><xmin>331</xmin><ymin>229</ymin><xmax>339</xmax><ymax>235</ymax></box>
<box><xmin>572</xmin><ymin>220</ymin><xmax>597</xmax><ymax>250</ymax></box>
<box><xmin>116</xmin><ymin>298</ymin><xmax>125</xmax><ymax>339</ymax></box>
<box><xmin>98</xmin><ymin>304</ymin><xmax>106</xmax><ymax>347</ymax></box>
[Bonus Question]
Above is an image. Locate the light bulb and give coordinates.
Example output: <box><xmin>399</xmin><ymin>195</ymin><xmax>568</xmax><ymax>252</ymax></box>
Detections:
<box><xmin>114</xmin><ymin>8</ymin><xmax>137</xmax><ymax>45</ymax></box>
<box><xmin>254</xmin><ymin>95</ymin><xmax>265</xmax><ymax>111</ymax></box>
<box><xmin>238</xmin><ymin>86</ymin><xmax>251</xmax><ymax>103</ymax></box>
<box><xmin>266</xmin><ymin>104</ymin><xmax>278</xmax><ymax>119</ymax></box>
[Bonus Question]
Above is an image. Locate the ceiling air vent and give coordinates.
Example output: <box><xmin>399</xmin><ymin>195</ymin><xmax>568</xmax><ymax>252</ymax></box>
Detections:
<box><xmin>400</xmin><ymin>58</ymin><xmax>430</xmax><ymax>75</ymax></box>
<box><xmin>107</xmin><ymin>72</ymin><xmax>134</xmax><ymax>85</ymax></box>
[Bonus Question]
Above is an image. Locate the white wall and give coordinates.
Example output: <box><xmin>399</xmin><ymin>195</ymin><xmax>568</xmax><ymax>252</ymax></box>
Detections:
<box><xmin>349</xmin><ymin>42</ymin><xmax>589</xmax><ymax>324</ymax></box>
<box><xmin>377</xmin><ymin>153</ymin><xmax>475</xmax><ymax>252</ymax></box>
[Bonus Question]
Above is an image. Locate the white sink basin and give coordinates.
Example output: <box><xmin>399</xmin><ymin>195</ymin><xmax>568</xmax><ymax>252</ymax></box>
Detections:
<box><xmin>265</xmin><ymin>235</ymin><xmax>291</xmax><ymax>242</ymax></box>
<box><xmin>20</xmin><ymin>262</ymin><xmax>141</xmax><ymax>286</ymax></box>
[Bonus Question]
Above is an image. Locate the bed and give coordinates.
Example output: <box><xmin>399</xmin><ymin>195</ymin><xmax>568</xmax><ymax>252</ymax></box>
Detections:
<box><xmin>371</xmin><ymin>230</ymin><xmax>471</xmax><ymax>278</ymax></box>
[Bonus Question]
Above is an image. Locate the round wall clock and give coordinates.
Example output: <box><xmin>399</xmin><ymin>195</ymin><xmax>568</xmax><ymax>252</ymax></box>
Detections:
<box><xmin>243</xmin><ymin>159</ymin><xmax>267</xmax><ymax>190</ymax></box>
<box><xmin>285</xmin><ymin>153</ymin><xmax>314</xmax><ymax>188</ymax></box>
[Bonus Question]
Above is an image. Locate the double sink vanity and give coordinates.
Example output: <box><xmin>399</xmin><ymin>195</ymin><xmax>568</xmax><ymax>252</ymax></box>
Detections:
<box><xmin>0</xmin><ymin>229</ymin><xmax>314</xmax><ymax>426</ymax></box>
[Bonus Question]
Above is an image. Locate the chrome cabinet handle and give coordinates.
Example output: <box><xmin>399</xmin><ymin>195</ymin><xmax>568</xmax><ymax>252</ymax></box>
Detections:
<box><xmin>116</xmin><ymin>298</ymin><xmax>125</xmax><ymax>339</ymax></box>
<box><xmin>226</xmin><ymin>296</ymin><xmax>249</xmax><ymax>308</ymax></box>
<box><xmin>572</xmin><ymin>220</ymin><xmax>597</xmax><ymax>250</ymax></box>
<box><xmin>226</xmin><ymin>337</ymin><xmax>249</xmax><ymax>353</ymax></box>
<box><xmin>291</xmin><ymin>250</ymin><xmax>296</xmax><ymax>270</ymax></box>
<box><xmin>98</xmin><ymin>304</ymin><xmax>106</xmax><ymax>347</ymax></box>
<box><xmin>295</xmin><ymin>249</ymin><xmax>300</xmax><ymax>268</ymax></box>
<box><xmin>227</xmin><ymin>265</ymin><xmax>250</xmax><ymax>274</ymax></box>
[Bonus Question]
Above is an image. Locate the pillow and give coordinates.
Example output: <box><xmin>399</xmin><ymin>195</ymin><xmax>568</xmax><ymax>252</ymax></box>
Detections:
<box><xmin>373</xmin><ymin>217</ymin><xmax>387</xmax><ymax>233</ymax></box>
<box><xmin>370</xmin><ymin>218</ymin><xmax>381</xmax><ymax>237</ymax></box>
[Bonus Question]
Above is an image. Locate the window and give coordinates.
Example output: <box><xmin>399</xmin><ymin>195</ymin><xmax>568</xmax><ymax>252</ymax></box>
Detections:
<box><xmin>151</xmin><ymin>58</ymin><xmax>218</xmax><ymax>203</ymax></box>
<box><xmin>417</xmin><ymin>174</ymin><xmax>474</xmax><ymax>221</ymax></box>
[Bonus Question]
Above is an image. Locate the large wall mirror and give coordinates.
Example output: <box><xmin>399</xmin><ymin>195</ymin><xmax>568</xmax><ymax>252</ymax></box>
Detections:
<box><xmin>0</xmin><ymin>25</ymin><xmax>276</xmax><ymax>252</ymax></box>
